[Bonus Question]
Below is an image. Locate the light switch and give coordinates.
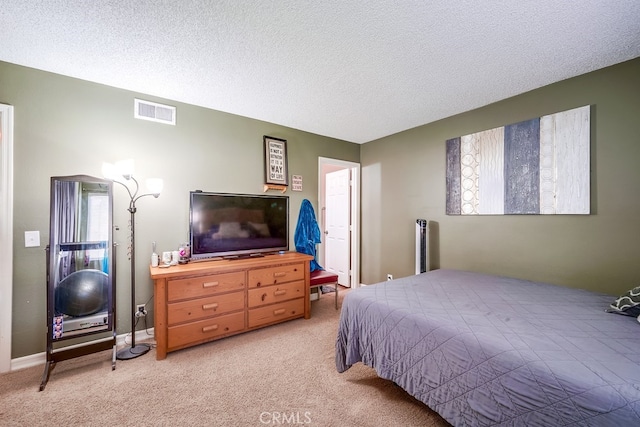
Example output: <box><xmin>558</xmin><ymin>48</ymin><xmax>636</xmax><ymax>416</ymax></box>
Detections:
<box><xmin>25</xmin><ymin>230</ymin><xmax>40</xmax><ymax>247</ymax></box>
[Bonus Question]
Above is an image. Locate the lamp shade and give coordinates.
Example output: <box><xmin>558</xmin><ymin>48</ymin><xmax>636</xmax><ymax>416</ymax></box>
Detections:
<box><xmin>115</xmin><ymin>159</ymin><xmax>135</xmax><ymax>179</ymax></box>
<box><xmin>146</xmin><ymin>178</ymin><xmax>164</xmax><ymax>196</ymax></box>
<box><xmin>101</xmin><ymin>162</ymin><xmax>117</xmax><ymax>180</ymax></box>
<box><xmin>102</xmin><ymin>159</ymin><xmax>135</xmax><ymax>181</ymax></box>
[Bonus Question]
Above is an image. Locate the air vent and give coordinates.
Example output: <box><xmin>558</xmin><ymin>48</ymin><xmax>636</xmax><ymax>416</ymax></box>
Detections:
<box><xmin>134</xmin><ymin>99</ymin><xmax>176</xmax><ymax>125</ymax></box>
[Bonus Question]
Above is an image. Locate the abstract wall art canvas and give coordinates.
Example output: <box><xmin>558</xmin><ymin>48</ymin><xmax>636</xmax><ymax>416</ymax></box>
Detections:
<box><xmin>446</xmin><ymin>105</ymin><xmax>590</xmax><ymax>215</ymax></box>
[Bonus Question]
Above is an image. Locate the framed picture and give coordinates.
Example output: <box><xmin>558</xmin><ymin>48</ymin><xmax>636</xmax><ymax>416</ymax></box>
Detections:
<box><xmin>263</xmin><ymin>136</ymin><xmax>288</xmax><ymax>186</ymax></box>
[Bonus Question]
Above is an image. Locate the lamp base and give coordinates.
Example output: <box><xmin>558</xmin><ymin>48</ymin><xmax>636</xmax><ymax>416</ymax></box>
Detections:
<box><xmin>116</xmin><ymin>343</ymin><xmax>151</xmax><ymax>360</ymax></box>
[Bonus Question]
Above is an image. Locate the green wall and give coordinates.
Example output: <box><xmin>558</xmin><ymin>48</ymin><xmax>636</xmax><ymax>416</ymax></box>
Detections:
<box><xmin>360</xmin><ymin>58</ymin><xmax>640</xmax><ymax>295</ymax></box>
<box><xmin>0</xmin><ymin>61</ymin><xmax>359</xmax><ymax>359</ymax></box>
<box><xmin>4</xmin><ymin>57</ymin><xmax>639</xmax><ymax>360</ymax></box>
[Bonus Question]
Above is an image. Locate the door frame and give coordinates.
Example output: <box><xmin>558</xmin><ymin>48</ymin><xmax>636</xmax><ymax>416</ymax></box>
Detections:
<box><xmin>318</xmin><ymin>157</ymin><xmax>360</xmax><ymax>289</ymax></box>
<box><xmin>0</xmin><ymin>104</ymin><xmax>14</xmax><ymax>373</ymax></box>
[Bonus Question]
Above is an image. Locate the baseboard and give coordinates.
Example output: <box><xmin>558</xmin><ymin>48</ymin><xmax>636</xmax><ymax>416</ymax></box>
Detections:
<box><xmin>11</xmin><ymin>352</ymin><xmax>43</xmax><ymax>372</ymax></box>
<box><xmin>10</xmin><ymin>328</ymin><xmax>155</xmax><ymax>372</ymax></box>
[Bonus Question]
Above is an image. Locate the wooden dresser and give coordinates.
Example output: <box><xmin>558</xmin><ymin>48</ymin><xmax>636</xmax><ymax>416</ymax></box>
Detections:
<box><xmin>149</xmin><ymin>252</ymin><xmax>313</xmax><ymax>360</ymax></box>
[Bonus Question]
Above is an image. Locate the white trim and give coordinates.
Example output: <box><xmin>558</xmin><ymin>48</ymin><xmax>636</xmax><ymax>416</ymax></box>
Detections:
<box><xmin>0</xmin><ymin>104</ymin><xmax>14</xmax><ymax>373</ymax></box>
<box><xmin>350</xmin><ymin>164</ymin><xmax>361</xmax><ymax>289</ymax></box>
<box><xmin>318</xmin><ymin>157</ymin><xmax>361</xmax><ymax>289</ymax></box>
<box><xmin>10</xmin><ymin>328</ymin><xmax>155</xmax><ymax>372</ymax></box>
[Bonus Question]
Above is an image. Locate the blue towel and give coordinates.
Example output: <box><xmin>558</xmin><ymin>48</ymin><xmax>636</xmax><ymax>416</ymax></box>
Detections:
<box><xmin>294</xmin><ymin>199</ymin><xmax>323</xmax><ymax>272</ymax></box>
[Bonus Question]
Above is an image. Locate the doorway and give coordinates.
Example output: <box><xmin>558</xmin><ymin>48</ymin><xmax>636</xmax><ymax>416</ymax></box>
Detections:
<box><xmin>318</xmin><ymin>157</ymin><xmax>360</xmax><ymax>289</ymax></box>
<box><xmin>0</xmin><ymin>104</ymin><xmax>14</xmax><ymax>373</ymax></box>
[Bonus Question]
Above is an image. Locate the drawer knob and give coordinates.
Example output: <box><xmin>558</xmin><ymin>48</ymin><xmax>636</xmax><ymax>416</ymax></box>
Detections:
<box><xmin>202</xmin><ymin>303</ymin><xmax>219</xmax><ymax>311</ymax></box>
<box><xmin>203</xmin><ymin>281</ymin><xmax>219</xmax><ymax>288</ymax></box>
<box><xmin>273</xmin><ymin>289</ymin><xmax>286</xmax><ymax>296</ymax></box>
<box><xmin>273</xmin><ymin>308</ymin><xmax>286</xmax><ymax>316</ymax></box>
<box><xmin>202</xmin><ymin>324</ymin><xmax>219</xmax><ymax>333</ymax></box>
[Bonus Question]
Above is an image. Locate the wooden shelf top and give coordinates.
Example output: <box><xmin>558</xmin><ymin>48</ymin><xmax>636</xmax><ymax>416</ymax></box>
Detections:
<box><xmin>150</xmin><ymin>251</ymin><xmax>313</xmax><ymax>279</ymax></box>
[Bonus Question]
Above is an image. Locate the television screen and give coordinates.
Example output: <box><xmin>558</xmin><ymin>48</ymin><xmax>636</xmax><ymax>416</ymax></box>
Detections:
<box><xmin>189</xmin><ymin>191</ymin><xmax>289</xmax><ymax>260</ymax></box>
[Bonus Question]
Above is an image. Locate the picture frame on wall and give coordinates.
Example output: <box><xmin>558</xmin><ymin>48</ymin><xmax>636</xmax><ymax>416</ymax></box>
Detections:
<box><xmin>263</xmin><ymin>135</ymin><xmax>289</xmax><ymax>186</ymax></box>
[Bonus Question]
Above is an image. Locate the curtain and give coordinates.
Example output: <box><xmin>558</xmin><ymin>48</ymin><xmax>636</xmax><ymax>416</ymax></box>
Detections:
<box><xmin>54</xmin><ymin>181</ymin><xmax>79</xmax><ymax>281</ymax></box>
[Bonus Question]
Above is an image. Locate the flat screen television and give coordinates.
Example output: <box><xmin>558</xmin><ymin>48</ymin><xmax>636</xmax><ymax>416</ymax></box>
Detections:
<box><xmin>189</xmin><ymin>191</ymin><xmax>289</xmax><ymax>260</ymax></box>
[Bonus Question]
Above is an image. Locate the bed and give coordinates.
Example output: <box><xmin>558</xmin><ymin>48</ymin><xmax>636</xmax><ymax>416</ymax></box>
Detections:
<box><xmin>335</xmin><ymin>269</ymin><xmax>640</xmax><ymax>426</ymax></box>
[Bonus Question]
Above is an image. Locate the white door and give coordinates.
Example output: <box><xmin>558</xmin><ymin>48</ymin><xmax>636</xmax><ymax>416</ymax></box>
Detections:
<box><xmin>325</xmin><ymin>168</ymin><xmax>350</xmax><ymax>286</ymax></box>
<box><xmin>0</xmin><ymin>104</ymin><xmax>14</xmax><ymax>373</ymax></box>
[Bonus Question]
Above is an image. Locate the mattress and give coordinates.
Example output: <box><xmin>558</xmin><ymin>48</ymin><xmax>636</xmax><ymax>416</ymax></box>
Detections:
<box><xmin>335</xmin><ymin>269</ymin><xmax>640</xmax><ymax>426</ymax></box>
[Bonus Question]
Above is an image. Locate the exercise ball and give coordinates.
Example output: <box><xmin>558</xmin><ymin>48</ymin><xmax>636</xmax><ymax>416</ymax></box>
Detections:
<box><xmin>55</xmin><ymin>269</ymin><xmax>109</xmax><ymax>317</ymax></box>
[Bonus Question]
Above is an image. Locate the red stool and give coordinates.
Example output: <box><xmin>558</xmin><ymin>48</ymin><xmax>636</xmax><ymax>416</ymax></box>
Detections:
<box><xmin>310</xmin><ymin>270</ymin><xmax>339</xmax><ymax>309</ymax></box>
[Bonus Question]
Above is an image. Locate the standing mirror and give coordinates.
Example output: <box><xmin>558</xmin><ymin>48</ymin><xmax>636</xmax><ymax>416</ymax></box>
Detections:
<box><xmin>40</xmin><ymin>175</ymin><xmax>116</xmax><ymax>391</ymax></box>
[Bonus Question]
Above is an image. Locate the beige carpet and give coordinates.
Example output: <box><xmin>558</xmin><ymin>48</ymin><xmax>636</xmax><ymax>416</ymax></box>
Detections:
<box><xmin>0</xmin><ymin>289</ymin><xmax>451</xmax><ymax>427</ymax></box>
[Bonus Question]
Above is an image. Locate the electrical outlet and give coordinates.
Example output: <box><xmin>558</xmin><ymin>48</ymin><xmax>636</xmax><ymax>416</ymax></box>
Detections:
<box><xmin>135</xmin><ymin>304</ymin><xmax>147</xmax><ymax>318</ymax></box>
<box><xmin>387</xmin><ymin>274</ymin><xmax>393</xmax><ymax>281</ymax></box>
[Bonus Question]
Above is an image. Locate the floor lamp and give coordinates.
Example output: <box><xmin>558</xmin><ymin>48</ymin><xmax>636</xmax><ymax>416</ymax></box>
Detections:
<box><xmin>103</xmin><ymin>160</ymin><xmax>163</xmax><ymax>360</ymax></box>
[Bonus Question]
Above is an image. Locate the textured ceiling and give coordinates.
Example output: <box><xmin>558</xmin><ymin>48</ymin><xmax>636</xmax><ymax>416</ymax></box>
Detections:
<box><xmin>1</xmin><ymin>1</ymin><xmax>639</xmax><ymax>144</ymax></box>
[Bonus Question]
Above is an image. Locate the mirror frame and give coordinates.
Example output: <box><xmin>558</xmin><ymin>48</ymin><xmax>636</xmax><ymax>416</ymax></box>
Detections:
<box><xmin>46</xmin><ymin>175</ymin><xmax>115</xmax><ymax>341</ymax></box>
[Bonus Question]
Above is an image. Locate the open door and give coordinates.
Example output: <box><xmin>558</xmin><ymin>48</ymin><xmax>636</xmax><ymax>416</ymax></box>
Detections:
<box><xmin>319</xmin><ymin>158</ymin><xmax>360</xmax><ymax>289</ymax></box>
<box><xmin>325</xmin><ymin>168</ymin><xmax>350</xmax><ymax>286</ymax></box>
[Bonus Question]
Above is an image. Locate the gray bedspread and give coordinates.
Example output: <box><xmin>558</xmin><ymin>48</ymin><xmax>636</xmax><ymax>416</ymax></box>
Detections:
<box><xmin>335</xmin><ymin>269</ymin><xmax>640</xmax><ymax>426</ymax></box>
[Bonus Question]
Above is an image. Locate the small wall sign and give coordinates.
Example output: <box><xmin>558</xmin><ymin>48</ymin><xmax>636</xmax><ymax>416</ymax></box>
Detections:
<box><xmin>292</xmin><ymin>175</ymin><xmax>303</xmax><ymax>191</ymax></box>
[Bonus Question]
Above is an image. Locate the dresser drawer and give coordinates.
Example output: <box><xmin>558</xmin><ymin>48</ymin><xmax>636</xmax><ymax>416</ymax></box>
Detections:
<box><xmin>168</xmin><ymin>311</ymin><xmax>245</xmax><ymax>349</ymax></box>
<box><xmin>247</xmin><ymin>280</ymin><xmax>305</xmax><ymax>308</ymax></box>
<box><xmin>248</xmin><ymin>263</ymin><xmax>305</xmax><ymax>288</ymax></box>
<box><xmin>167</xmin><ymin>271</ymin><xmax>245</xmax><ymax>302</ymax></box>
<box><xmin>248</xmin><ymin>298</ymin><xmax>304</xmax><ymax>328</ymax></box>
<box><xmin>168</xmin><ymin>291</ymin><xmax>245</xmax><ymax>325</ymax></box>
